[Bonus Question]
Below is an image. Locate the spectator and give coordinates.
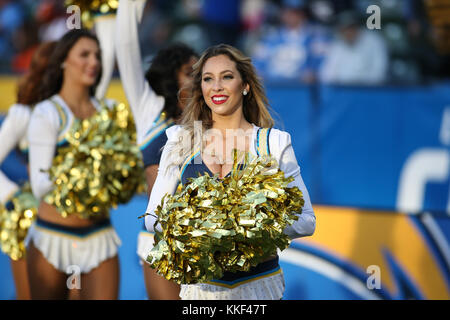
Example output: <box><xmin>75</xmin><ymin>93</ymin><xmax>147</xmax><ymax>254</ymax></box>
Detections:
<box><xmin>138</xmin><ymin>0</ymin><xmax>172</xmax><ymax>60</ymax></box>
<box><xmin>251</xmin><ymin>0</ymin><xmax>331</xmax><ymax>84</ymax></box>
<box><xmin>11</xmin><ymin>19</ymin><xmax>40</xmax><ymax>73</ymax></box>
<box><xmin>200</xmin><ymin>0</ymin><xmax>242</xmax><ymax>47</ymax></box>
<box><xmin>35</xmin><ymin>0</ymin><xmax>68</xmax><ymax>42</ymax></box>
<box><xmin>319</xmin><ymin>11</ymin><xmax>388</xmax><ymax>85</ymax></box>
<box><xmin>0</xmin><ymin>0</ymin><xmax>26</xmax><ymax>68</ymax></box>
<box><xmin>402</xmin><ymin>0</ymin><xmax>442</xmax><ymax>81</ymax></box>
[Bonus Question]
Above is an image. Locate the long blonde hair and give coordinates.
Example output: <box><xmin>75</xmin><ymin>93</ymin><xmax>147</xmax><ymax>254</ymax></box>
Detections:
<box><xmin>166</xmin><ymin>44</ymin><xmax>274</xmax><ymax>171</ymax></box>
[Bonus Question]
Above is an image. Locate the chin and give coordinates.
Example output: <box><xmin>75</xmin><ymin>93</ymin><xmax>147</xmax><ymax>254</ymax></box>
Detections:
<box><xmin>210</xmin><ymin>104</ymin><xmax>240</xmax><ymax>117</ymax></box>
<box><xmin>82</xmin><ymin>79</ymin><xmax>97</xmax><ymax>88</ymax></box>
<box><xmin>209</xmin><ymin>106</ymin><xmax>229</xmax><ymax>116</ymax></box>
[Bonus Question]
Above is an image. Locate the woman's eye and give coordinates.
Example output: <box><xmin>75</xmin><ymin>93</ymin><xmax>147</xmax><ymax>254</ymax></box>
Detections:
<box><xmin>224</xmin><ymin>74</ymin><xmax>233</xmax><ymax>80</ymax></box>
<box><xmin>203</xmin><ymin>77</ymin><xmax>212</xmax><ymax>82</ymax></box>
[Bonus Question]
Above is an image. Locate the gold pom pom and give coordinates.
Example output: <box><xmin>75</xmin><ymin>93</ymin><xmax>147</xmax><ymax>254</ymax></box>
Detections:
<box><xmin>145</xmin><ymin>150</ymin><xmax>304</xmax><ymax>284</ymax></box>
<box><xmin>0</xmin><ymin>184</ymin><xmax>38</xmax><ymax>260</ymax></box>
<box><xmin>44</xmin><ymin>102</ymin><xmax>145</xmax><ymax>219</ymax></box>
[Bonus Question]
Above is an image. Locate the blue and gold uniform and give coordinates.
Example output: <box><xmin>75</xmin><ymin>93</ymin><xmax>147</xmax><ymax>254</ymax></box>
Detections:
<box><xmin>25</xmin><ymin>95</ymin><xmax>122</xmax><ymax>273</ymax></box>
<box><xmin>138</xmin><ymin>112</ymin><xmax>175</xmax><ymax>168</ymax></box>
<box><xmin>177</xmin><ymin>128</ymin><xmax>281</xmax><ymax>288</ymax></box>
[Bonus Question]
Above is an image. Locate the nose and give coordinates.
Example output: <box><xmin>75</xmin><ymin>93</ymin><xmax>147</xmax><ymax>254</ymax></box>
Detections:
<box><xmin>89</xmin><ymin>53</ymin><xmax>100</xmax><ymax>69</ymax></box>
<box><xmin>212</xmin><ymin>79</ymin><xmax>223</xmax><ymax>92</ymax></box>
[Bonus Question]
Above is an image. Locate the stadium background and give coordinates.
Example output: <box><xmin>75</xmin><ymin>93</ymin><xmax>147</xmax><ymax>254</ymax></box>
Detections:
<box><xmin>1</xmin><ymin>78</ymin><xmax>448</xmax><ymax>300</ymax></box>
<box><xmin>0</xmin><ymin>0</ymin><xmax>449</xmax><ymax>299</ymax></box>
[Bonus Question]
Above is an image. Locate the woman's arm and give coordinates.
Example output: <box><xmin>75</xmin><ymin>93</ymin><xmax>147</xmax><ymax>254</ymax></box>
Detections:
<box><xmin>27</xmin><ymin>102</ymin><xmax>59</xmax><ymax>200</ymax></box>
<box><xmin>94</xmin><ymin>15</ymin><xmax>116</xmax><ymax>100</ymax></box>
<box><xmin>115</xmin><ymin>0</ymin><xmax>164</xmax><ymax>140</ymax></box>
<box><xmin>276</xmin><ymin>131</ymin><xmax>316</xmax><ymax>239</ymax></box>
<box><xmin>144</xmin><ymin>164</ymin><xmax>159</xmax><ymax>197</ymax></box>
<box><xmin>144</xmin><ymin>149</ymin><xmax>180</xmax><ymax>233</ymax></box>
<box><xmin>144</xmin><ymin>127</ymin><xmax>181</xmax><ymax>232</ymax></box>
<box><xmin>0</xmin><ymin>104</ymin><xmax>30</xmax><ymax>203</ymax></box>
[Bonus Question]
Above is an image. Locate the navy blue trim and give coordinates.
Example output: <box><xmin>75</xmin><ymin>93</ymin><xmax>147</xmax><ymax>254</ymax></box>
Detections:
<box><xmin>266</xmin><ymin>128</ymin><xmax>272</xmax><ymax>155</ymax></box>
<box><xmin>5</xmin><ymin>189</ymin><xmax>22</xmax><ymax>211</ymax></box>
<box><xmin>146</xmin><ymin>113</ymin><xmax>162</xmax><ymax>136</ymax></box>
<box><xmin>139</xmin><ymin>128</ymin><xmax>166</xmax><ymax>151</ymax></box>
<box><xmin>180</xmin><ymin>156</ymin><xmax>210</xmax><ymax>185</ymax></box>
<box><xmin>36</xmin><ymin>217</ymin><xmax>111</xmax><ymax>237</ymax></box>
<box><xmin>15</xmin><ymin>147</ymin><xmax>28</xmax><ymax>165</ymax></box>
<box><xmin>54</xmin><ymin>139</ymin><xmax>70</xmax><ymax>157</ymax></box>
<box><xmin>255</xmin><ymin>128</ymin><xmax>261</xmax><ymax>156</ymax></box>
<box><xmin>5</xmin><ymin>200</ymin><xmax>14</xmax><ymax>211</ymax></box>
<box><xmin>141</xmin><ymin>129</ymin><xmax>168</xmax><ymax>168</ymax></box>
<box><xmin>180</xmin><ymin>154</ymin><xmax>246</xmax><ymax>185</ymax></box>
<box><xmin>212</xmin><ymin>256</ymin><xmax>280</xmax><ymax>283</ymax></box>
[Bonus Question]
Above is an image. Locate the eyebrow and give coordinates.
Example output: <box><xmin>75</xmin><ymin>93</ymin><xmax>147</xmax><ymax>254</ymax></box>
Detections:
<box><xmin>80</xmin><ymin>48</ymin><xmax>100</xmax><ymax>54</ymax></box>
<box><xmin>202</xmin><ymin>70</ymin><xmax>234</xmax><ymax>76</ymax></box>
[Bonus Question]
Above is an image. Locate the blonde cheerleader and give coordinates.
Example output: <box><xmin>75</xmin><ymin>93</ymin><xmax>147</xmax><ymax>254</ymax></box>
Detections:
<box><xmin>144</xmin><ymin>44</ymin><xmax>316</xmax><ymax>300</ymax></box>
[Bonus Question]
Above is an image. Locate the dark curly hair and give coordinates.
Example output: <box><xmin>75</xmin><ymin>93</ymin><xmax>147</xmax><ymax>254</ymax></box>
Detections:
<box><xmin>40</xmin><ymin>29</ymin><xmax>102</xmax><ymax>101</ymax></box>
<box><xmin>144</xmin><ymin>43</ymin><xmax>197</xmax><ymax>120</ymax></box>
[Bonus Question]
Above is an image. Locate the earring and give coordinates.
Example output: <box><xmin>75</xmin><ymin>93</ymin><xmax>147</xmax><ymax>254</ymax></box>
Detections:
<box><xmin>243</xmin><ymin>89</ymin><xmax>248</xmax><ymax>96</ymax></box>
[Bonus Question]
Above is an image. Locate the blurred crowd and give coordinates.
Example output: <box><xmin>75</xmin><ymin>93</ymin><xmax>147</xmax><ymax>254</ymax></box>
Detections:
<box><xmin>0</xmin><ymin>0</ymin><xmax>449</xmax><ymax>85</ymax></box>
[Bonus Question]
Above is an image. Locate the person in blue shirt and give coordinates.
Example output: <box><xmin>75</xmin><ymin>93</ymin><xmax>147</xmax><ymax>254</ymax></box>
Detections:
<box><xmin>251</xmin><ymin>0</ymin><xmax>331</xmax><ymax>84</ymax></box>
<box><xmin>200</xmin><ymin>0</ymin><xmax>241</xmax><ymax>47</ymax></box>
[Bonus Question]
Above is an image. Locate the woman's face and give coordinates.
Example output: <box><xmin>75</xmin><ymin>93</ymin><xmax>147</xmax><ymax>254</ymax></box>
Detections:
<box><xmin>63</xmin><ymin>37</ymin><xmax>101</xmax><ymax>88</ymax></box>
<box><xmin>201</xmin><ymin>54</ymin><xmax>249</xmax><ymax>118</ymax></box>
<box><xmin>177</xmin><ymin>55</ymin><xmax>197</xmax><ymax>109</ymax></box>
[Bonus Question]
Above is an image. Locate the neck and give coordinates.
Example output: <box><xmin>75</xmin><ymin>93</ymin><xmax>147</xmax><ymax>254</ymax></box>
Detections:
<box><xmin>59</xmin><ymin>81</ymin><xmax>91</xmax><ymax>107</ymax></box>
<box><xmin>211</xmin><ymin>107</ymin><xmax>253</xmax><ymax>135</ymax></box>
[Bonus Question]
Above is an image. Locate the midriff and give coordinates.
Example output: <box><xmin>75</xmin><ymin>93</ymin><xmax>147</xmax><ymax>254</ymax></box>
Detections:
<box><xmin>37</xmin><ymin>201</ymin><xmax>106</xmax><ymax>227</ymax></box>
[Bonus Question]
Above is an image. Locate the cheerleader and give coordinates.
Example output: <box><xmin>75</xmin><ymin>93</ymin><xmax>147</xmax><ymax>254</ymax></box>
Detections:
<box><xmin>26</xmin><ymin>29</ymin><xmax>122</xmax><ymax>300</ymax></box>
<box><xmin>0</xmin><ymin>41</ymin><xmax>56</xmax><ymax>300</ymax></box>
<box><xmin>115</xmin><ymin>0</ymin><xmax>198</xmax><ymax>300</ymax></box>
<box><xmin>144</xmin><ymin>44</ymin><xmax>316</xmax><ymax>300</ymax></box>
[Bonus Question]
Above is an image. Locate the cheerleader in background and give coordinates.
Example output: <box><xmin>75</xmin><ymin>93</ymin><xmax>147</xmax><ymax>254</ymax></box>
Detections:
<box><xmin>115</xmin><ymin>0</ymin><xmax>198</xmax><ymax>300</ymax></box>
<box><xmin>0</xmin><ymin>41</ymin><xmax>56</xmax><ymax>300</ymax></box>
<box><xmin>25</xmin><ymin>29</ymin><xmax>121</xmax><ymax>300</ymax></box>
<box><xmin>144</xmin><ymin>44</ymin><xmax>316</xmax><ymax>300</ymax></box>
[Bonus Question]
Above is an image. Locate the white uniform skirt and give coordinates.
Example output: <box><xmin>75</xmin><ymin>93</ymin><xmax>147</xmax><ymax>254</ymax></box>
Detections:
<box><xmin>179</xmin><ymin>270</ymin><xmax>285</xmax><ymax>300</ymax></box>
<box><xmin>25</xmin><ymin>217</ymin><xmax>121</xmax><ymax>274</ymax></box>
<box><xmin>138</xmin><ymin>227</ymin><xmax>285</xmax><ymax>300</ymax></box>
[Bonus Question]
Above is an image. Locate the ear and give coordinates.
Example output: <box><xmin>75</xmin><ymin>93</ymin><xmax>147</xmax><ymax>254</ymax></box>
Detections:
<box><xmin>244</xmin><ymin>83</ymin><xmax>250</xmax><ymax>93</ymax></box>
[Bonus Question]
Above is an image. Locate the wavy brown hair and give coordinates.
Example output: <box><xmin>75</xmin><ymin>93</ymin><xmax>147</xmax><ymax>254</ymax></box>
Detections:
<box><xmin>16</xmin><ymin>41</ymin><xmax>57</xmax><ymax>105</ymax></box>
<box><xmin>40</xmin><ymin>29</ymin><xmax>102</xmax><ymax>101</ymax></box>
<box><xmin>166</xmin><ymin>44</ymin><xmax>274</xmax><ymax>170</ymax></box>
<box><xmin>180</xmin><ymin>44</ymin><xmax>274</xmax><ymax>130</ymax></box>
